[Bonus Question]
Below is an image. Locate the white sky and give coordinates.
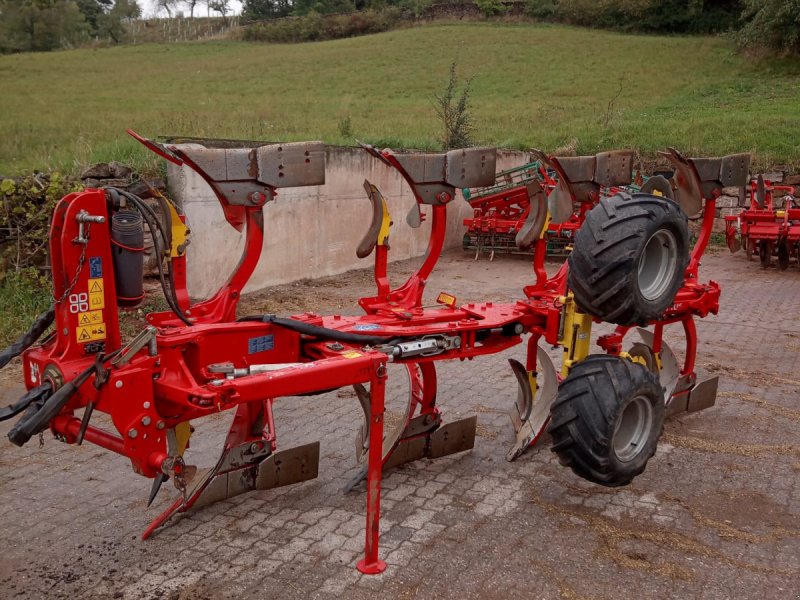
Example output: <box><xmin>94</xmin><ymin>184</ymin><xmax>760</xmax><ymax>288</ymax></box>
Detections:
<box><xmin>144</xmin><ymin>0</ymin><xmax>244</xmax><ymax>18</ymax></box>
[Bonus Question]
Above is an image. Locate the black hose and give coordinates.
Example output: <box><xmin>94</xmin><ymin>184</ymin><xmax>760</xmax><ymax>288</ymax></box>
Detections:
<box><xmin>7</xmin><ymin>350</ymin><xmax>120</xmax><ymax>447</ymax></box>
<box><xmin>0</xmin><ymin>384</ymin><xmax>51</xmax><ymax>422</ymax></box>
<box><xmin>7</xmin><ymin>366</ymin><xmax>91</xmax><ymax>446</ymax></box>
<box><xmin>238</xmin><ymin>314</ymin><xmax>397</xmax><ymax>346</ymax></box>
<box><xmin>0</xmin><ymin>307</ymin><xmax>55</xmax><ymax>370</ymax></box>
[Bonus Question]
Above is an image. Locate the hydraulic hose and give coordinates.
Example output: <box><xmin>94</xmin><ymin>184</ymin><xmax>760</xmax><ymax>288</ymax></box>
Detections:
<box><xmin>0</xmin><ymin>307</ymin><xmax>55</xmax><ymax>370</ymax></box>
<box><xmin>237</xmin><ymin>314</ymin><xmax>398</xmax><ymax>346</ymax></box>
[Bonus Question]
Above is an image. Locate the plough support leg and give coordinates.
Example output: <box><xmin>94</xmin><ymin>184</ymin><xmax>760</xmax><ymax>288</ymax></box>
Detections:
<box><xmin>358</xmin><ymin>359</ymin><xmax>387</xmax><ymax>575</ymax></box>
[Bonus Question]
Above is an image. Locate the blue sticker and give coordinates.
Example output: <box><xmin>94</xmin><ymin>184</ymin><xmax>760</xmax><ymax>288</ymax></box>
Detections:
<box><xmin>89</xmin><ymin>257</ymin><xmax>103</xmax><ymax>278</ymax></box>
<box><xmin>354</xmin><ymin>324</ymin><xmax>382</xmax><ymax>331</ymax></box>
<box><xmin>248</xmin><ymin>335</ymin><xmax>274</xmax><ymax>354</ymax></box>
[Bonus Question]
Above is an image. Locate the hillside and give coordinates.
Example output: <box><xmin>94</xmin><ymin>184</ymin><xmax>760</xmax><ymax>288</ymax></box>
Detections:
<box><xmin>1</xmin><ymin>21</ymin><xmax>799</xmax><ymax>174</ymax></box>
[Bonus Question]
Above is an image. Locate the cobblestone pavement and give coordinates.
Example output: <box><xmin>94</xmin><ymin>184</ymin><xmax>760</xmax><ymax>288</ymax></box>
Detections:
<box><xmin>1</xmin><ymin>251</ymin><xmax>799</xmax><ymax>600</ymax></box>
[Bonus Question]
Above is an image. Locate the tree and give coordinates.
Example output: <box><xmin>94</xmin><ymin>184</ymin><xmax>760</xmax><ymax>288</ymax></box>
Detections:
<box><xmin>207</xmin><ymin>0</ymin><xmax>230</xmax><ymax>22</ymax></box>
<box><xmin>241</xmin><ymin>0</ymin><xmax>292</xmax><ymax>21</ymax></box>
<box><xmin>155</xmin><ymin>0</ymin><xmax>178</xmax><ymax>17</ymax></box>
<box><xmin>737</xmin><ymin>0</ymin><xmax>800</xmax><ymax>55</ymax></box>
<box><xmin>0</xmin><ymin>0</ymin><xmax>89</xmax><ymax>52</ymax></box>
<box><xmin>75</xmin><ymin>0</ymin><xmax>111</xmax><ymax>31</ymax></box>
<box><xmin>97</xmin><ymin>0</ymin><xmax>140</xmax><ymax>42</ymax></box>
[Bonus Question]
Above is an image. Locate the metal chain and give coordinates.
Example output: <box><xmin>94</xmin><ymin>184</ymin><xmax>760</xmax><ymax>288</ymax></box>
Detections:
<box><xmin>53</xmin><ymin>225</ymin><xmax>89</xmax><ymax>305</ymax></box>
<box><xmin>38</xmin><ymin>431</ymin><xmax>45</xmax><ymax>448</ymax></box>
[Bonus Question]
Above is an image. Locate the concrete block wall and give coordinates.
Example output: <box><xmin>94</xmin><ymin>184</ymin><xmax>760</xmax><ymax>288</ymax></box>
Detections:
<box><xmin>167</xmin><ymin>145</ymin><xmax>527</xmax><ymax>298</ymax></box>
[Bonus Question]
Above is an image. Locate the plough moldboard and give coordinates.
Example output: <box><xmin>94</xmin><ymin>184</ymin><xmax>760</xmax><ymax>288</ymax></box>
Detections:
<box><xmin>0</xmin><ymin>130</ymin><xmax>751</xmax><ymax>573</ymax></box>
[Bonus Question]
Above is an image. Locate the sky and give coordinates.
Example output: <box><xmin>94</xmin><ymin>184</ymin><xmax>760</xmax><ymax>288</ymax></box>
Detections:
<box><xmin>144</xmin><ymin>0</ymin><xmax>244</xmax><ymax>18</ymax></box>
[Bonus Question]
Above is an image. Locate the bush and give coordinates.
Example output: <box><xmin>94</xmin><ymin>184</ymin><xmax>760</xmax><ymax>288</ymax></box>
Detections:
<box><xmin>434</xmin><ymin>62</ymin><xmax>474</xmax><ymax>150</ymax></box>
<box><xmin>241</xmin><ymin>8</ymin><xmax>402</xmax><ymax>43</ymax></box>
<box><xmin>0</xmin><ymin>268</ymin><xmax>53</xmax><ymax>347</ymax></box>
<box><xmin>737</xmin><ymin>0</ymin><xmax>800</xmax><ymax>55</ymax></box>
<box><xmin>475</xmin><ymin>0</ymin><xmax>508</xmax><ymax>17</ymax></box>
<box><xmin>524</xmin><ymin>0</ymin><xmax>743</xmax><ymax>34</ymax></box>
<box><xmin>0</xmin><ymin>173</ymin><xmax>83</xmax><ymax>277</ymax></box>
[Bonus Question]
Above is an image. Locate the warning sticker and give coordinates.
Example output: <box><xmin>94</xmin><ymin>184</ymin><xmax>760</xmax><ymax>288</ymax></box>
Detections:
<box><xmin>88</xmin><ymin>278</ymin><xmax>104</xmax><ymax>294</ymax></box>
<box><xmin>342</xmin><ymin>351</ymin><xmax>362</xmax><ymax>359</ymax></box>
<box><xmin>89</xmin><ymin>292</ymin><xmax>105</xmax><ymax>310</ymax></box>
<box><xmin>77</xmin><ymin>310</ymin><xmax>103</xmax><ymax>326</ymax></box>
<box><xmin>76</xmin><ymin>323</ymin><xmax>107</xmax><ymax>343</ymax></box>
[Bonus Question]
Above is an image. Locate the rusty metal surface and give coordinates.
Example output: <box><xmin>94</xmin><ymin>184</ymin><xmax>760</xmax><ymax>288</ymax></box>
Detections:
<box><xmin>393</xmin><ymin>153</ymin><xmax>447</xmax><ymax>184</ymax></box>
<box><xmin>556</xmin><ymin>156</ymin><xmax>596</xmax><ymax>183</ymax></box>
<box><xmin>594</xmin><ymin>150</ymin><xmax>634</xmax><ymax>187</ymax></box>
<box><xmin>445</xmin><ymin>148</ymin><xmax>496</xmax><ymax>189</ymax></box>
<box><xmin>719</xmin><ymin>153</ymin><xmax>751</xmax><ymax>187</ymax></box>
<box><xmin>256</xmin><ymin>141</ymin><xmax>326</xmax><ymax>188</ymax></box>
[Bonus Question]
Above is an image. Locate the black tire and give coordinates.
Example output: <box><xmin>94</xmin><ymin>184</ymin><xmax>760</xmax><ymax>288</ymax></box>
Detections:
<box><xmin>547</xmin><ymin>354</ymin><xmax>665</xmax><ymax>487</ymax></box>
<box><xmin>568</xmin><ymin>192</ymin><xmax>689</xmax><ymax>326</ymax></box>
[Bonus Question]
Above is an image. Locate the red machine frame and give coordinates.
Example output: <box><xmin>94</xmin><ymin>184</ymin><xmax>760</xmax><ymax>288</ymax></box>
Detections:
<box><xmin>11</xmin><ymin>133</ymin><xmax>738</xmax><ymax>574</ymax></box>
<box><xmin>724</xmin><ymin>175</ymin><xmax>799</xmax><ymax>268</ymax></box>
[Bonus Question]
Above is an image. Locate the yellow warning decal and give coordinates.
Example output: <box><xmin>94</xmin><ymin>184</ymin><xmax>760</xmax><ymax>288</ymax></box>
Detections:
<box><xmin>88</xmin><ymin>278</ymin><xmax>104</xmax><ymax>294</ymax></box>
<box><xmin>89</xmin><ymin>292</ymin><xmax>105</xmax><ymax>310</ymax></box>
<box><xmin>77</xmin><ymin>310</ymin><xmax>104</xmax><ymax>326</ymax></box>
<box><xmin>76</xmin><ymin>323</ymin><xmax>107</xmax><ymax>343</ymax></box>
<box><xmin>342</xmin><ymin>351</ymin><xmax>362</xmax><ymax>359</ymax></box>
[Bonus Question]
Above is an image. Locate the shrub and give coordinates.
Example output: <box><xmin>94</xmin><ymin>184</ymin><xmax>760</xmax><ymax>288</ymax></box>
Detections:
<box><xmin>241</xmin><ymin>8</ymin><xmax>402</xmax><ymax>43</ymax></box>
<box><xmin>434</xmin><ymin>62</ymin><xmax>474</xmax><ymax>150</ymax></box>
<box><xmin>0</xmin><ymin>173</ymin><xmax>83</xmax><ymax>277</ymax></box>
<box><xmin>737</xmin><ymin>0</ymin><xmax>800</xmax><ymax>56</ymax></box>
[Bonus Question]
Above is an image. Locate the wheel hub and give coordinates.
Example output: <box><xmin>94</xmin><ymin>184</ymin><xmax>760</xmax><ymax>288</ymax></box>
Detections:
<box><xmin>613</xmin><ymin>395</ymin><xmax>653</xmax><ymax>462</ymax></box>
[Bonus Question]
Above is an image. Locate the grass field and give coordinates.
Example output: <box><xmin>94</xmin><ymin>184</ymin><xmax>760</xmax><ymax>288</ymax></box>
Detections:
<box><xmin>1</xmin><ymin>21</ymin><xmax>799</xmax><ymax>175</ymax></box>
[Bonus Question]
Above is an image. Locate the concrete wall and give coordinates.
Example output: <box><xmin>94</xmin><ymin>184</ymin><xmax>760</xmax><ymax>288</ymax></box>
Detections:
<box><xmin>168</xmin><ymin>146</ymin><xmax>527</xmax><ymax>298</ymax></box>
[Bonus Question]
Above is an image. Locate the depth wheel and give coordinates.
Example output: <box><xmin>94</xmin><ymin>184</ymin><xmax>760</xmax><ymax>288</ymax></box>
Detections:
<box><xmin>547</xmin><ymin>355</ymin><xmax>665</xmax><ymax>487</ymax></box>
<box><xmin>568</xmin><ymin>192</ymin><xmax>689</xmax><ymax>326</ymax></box>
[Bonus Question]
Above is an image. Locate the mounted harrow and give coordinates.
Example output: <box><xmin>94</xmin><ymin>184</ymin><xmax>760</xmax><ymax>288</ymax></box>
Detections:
<box><xmin>724</xmin><ymin>174</ymin><xmax>799</xmax><ymax>269</ymax></box>
<box><xmin>0</xmin><ymin>130</ymin><xmax>748</xmax><ymax>574</ymax></box>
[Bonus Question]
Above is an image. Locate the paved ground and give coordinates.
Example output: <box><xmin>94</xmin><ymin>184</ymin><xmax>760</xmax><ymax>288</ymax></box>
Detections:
<box><xmin>1</xmin><ymin>250</ymin><xmax>799</xmax><ymax>600</ymax></box>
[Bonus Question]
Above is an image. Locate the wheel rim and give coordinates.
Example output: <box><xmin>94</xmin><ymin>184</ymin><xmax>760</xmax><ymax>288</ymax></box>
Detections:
<box><xmin>613</xmin><ymin>395</ymin><xmax>653</xmax><ymax>462</ymax></box>
<box><xmin>637</xmin><ymin>229</ymin><xmax>678</xmax><ymax>301</ymax></box>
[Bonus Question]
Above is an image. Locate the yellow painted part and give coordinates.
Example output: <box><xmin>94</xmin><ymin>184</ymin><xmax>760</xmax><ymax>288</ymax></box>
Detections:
<box><xmin>377</xmin><ymin>196</ymin><xmax>392</xmax><ymax>246</ymax></box>
<box><xmin>539</xmin><ymin>213</ymin><xmax>551</xmax><ymax>240</ymax></box>
<box><xmin>619</xmin><ymin>351</ymin><xmax>647</xmax><ymax>367</ymax></box>
<box><xmin>167</xmin><ymin>201</ymin><xmax>189</xmax><ymax>257</ymax></box>
<box><xmin>652</xmin><ymin>189</ymin><xmax>664</xmax><ymax>197</ymax></box>
<box><xmin>528</xmin><ymin>370</ymin><xmax>538</xmax><ymax>400</ymax></box>
<box><xmin>175</xmin><ymin>421</ymin><xmax>192</xmax><ymax>456</ymax></box>
<box><xmin>776</xmin><ymin>210</ymin><xmax>785</xmax><ymax>218</ymax></box>
<box><xmin>558</xmin><ymin>292</ymin><xmax>593</xmax><ymax>378</ymax></box>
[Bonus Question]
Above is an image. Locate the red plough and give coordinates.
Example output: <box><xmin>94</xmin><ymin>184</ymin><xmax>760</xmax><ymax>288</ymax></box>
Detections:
<box><xmin>0</xmin><ymin>132</ymin><xmax>748</xmax><ymax>573</ymax></box>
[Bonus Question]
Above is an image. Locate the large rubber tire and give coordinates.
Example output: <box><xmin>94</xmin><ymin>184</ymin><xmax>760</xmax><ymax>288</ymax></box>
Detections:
<box><xmin>568</xmin><ymin>192</ymin><xmax>689</xmax><ymax>326</ymax></box>
<box><xmin>547</xmin><ymin>354</ymin><xmax>665</xmax><ymax>487</ymax></box>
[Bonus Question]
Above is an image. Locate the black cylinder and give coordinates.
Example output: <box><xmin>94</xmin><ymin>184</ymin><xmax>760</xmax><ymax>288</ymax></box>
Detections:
<box><xmin>111</xmin><ymin>211</ymin><xmax>144</xmax><ymax>307</ymax></box>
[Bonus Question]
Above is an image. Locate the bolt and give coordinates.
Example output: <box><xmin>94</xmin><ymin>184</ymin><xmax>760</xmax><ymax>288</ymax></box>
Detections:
<box><xmin>128</xmin><ymin>428</ymin><xmax>138</xmax><ymax>439</ymax></box>
<box><xmin>156</xmin><ymin>421</ymin><xmax>165</xmax><ymax>430</ymax></box>
<box><xmin>209</xmin><ymin>380</ymin><xmax>224</xmax><ymax>387</ymax></box>
<box><xmin>141</xmin><ymin>416</ymin><xmax>151</xmax><ymax>426</ymax></box>
<box><xmin>143</xmin><ymin>401</ymin><xmax>151</xmax><ymax>409</ymax></box>
<box><xmin>115</xmin><ymin>381</ymin><xmax>123</xmax><ymax>389</ymax></box>
<box><xmin>249</xmin><ymin>442</ymin><xmax>261</xmax><ymax>453</ymax></box>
